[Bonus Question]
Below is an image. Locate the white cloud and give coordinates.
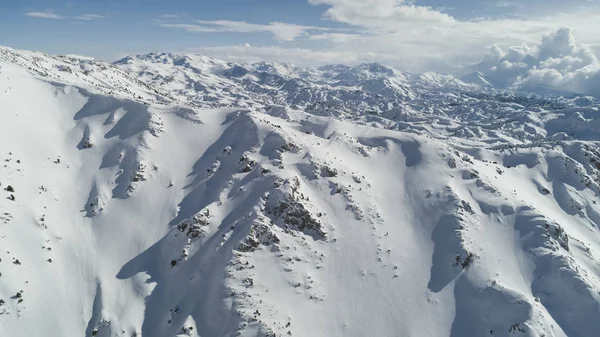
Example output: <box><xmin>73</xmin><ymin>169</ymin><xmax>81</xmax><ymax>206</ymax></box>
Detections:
<box><xmin>158</xmin><ymin>0</ymin><xmax>600</xmax><ymax>96</ymax></box>
<box><xmin>160</xmin><ymin>20</ymin><xmax>333</xmax><ymax>41</ymax></box>
<box><xmin>189</xmin><ymin>44</ymin><xmax>401</xmax><ymax>66</ymax></box>
<box><xmin>161</xmin><ymin>14</ymin><xmax>182</xmax><ymax>18</ymax></box>
<box><xmin>490</xmin><ymin>1</ymin><xmax>515</xmax><ymax>8</ymax></box>
<box><xmin>470</xmin><ymin>28</ymin><xmax>600</xmax><ymax>96</ymax></box>
<box><xmin>308</xmin><ymin>32</ymin><xmax>364</xmax><ymax>42</ymax></box>
<box><xmin>25</xmin><ymin>12</ymin><xmax>62</xmax><ymax>19</ymax></box>
<box><xmin>305</xmin><ymin>2</ymin><xmax>600</xmax><ymax>72</ymax></box>
<box><xmin>76</xmin><ymin>14</ymin><xmax>106</xmax><ymax>20</ymax></box>
<box><xmin>26</xmin><ymin>11</ymin><xmax>107</xmax><ymax>21</ymax></box>
<box><xmin>520</xmin><ymin>65</ymin><xmax>600</xmax><ymax>97</ymax></box>
<box><xmin>156</xmin><ymin>1</ymin><xmax>600</xmax><ymax>74</ymax></box>
<box><xmin>308</xmin><ymin>0</ymin><xmax>456</xmax><ymax>30</ymax></box>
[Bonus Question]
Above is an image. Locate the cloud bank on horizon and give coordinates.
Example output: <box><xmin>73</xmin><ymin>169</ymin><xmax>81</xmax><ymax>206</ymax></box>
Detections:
<box><xmin>160</xmin><ymin>0</ymin><xmax>600</xmax><ymax>96</ymax></box>
<box><xmin>473</xmin><ymin>28</ymin><xmax>600</xmax><ymax>97</ymax></box>
<box><xmin>5</xmin><ymin>0</ymin><xmax>600</xmax><ymax>96</ymax></box>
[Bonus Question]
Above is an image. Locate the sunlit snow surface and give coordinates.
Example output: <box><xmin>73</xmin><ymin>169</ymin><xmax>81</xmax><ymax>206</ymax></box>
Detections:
<box><xmin>1</xmin><ymin>46</ymin><xmax>600</xmax><ymax>337</ymax></box>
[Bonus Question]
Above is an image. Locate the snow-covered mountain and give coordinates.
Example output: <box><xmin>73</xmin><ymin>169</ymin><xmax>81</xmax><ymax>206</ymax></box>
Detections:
<box><xmin>1</xmin><ymin>45</ymin><xmax>600</xmax><ymax>337</ymax></box>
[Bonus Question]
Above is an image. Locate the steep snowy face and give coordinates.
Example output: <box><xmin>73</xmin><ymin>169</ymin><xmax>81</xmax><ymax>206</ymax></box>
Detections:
<box><xmin>1</xmin><ymin>46</ymin><xmax>600</xmax><ymax>337</ymax></box>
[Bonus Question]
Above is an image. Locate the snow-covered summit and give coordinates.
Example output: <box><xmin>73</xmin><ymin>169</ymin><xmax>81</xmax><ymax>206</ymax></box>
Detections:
<box><xmin>460</xmin><ymin>71</ymin><xmax>493</xmax><ymax>87</ymax></box>
<box><xmin>2</xmin><ymin>46</ymin><xmax>600</xmax><ymax>337</ymax></box>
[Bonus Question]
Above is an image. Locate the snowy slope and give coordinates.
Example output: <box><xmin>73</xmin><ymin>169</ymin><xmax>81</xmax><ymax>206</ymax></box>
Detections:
<box><xmin>1</xmin><ymin>46</ymin><xmax>600</xmax><ymax>337</ymax></box>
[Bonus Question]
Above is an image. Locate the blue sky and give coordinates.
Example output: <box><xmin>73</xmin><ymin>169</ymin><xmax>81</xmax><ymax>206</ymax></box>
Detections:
<box><xmin>1</xmin><ymin>0</ymin><xmax>599</xmax><ymax>72</ymax></box>
<box><xmin>0</xmin><ymin>0</ymin><xmax>334</xmax><ymax>58</ymax></box>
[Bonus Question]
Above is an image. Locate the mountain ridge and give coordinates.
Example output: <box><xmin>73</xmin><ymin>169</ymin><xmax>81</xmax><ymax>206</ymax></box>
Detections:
<box><xmin>1</xmin><ymin>45</ymin><xmax>600</xmax><ymax>337</ymax></box>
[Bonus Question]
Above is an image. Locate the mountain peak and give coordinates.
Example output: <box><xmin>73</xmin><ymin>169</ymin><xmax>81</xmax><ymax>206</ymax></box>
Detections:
<box><xmin>352</xmin><ymin>62</ymin><xmax>395</xmax><ymax>75</ymax></box>
<box><xmin>460</xmin><ymin>71</ymin><xmax>493</xmax><ymax>87</ymax></box>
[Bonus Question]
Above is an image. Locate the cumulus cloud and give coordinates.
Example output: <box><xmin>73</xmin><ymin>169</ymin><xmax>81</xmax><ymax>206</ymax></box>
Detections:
<box><xmin>160</xmin><ymin>20</ymin><xmax>333</xmax><ymax>41</ymax></box>
<box><xmin>302</xmin><ymin>1</ymin><xmax>600</xmax><ymax>71</ymax></box>
<box><xmin>315</xmin><ymin>1</ymin><xmax>600</xmax><ymax>70</ymax></box>
<box><xmin>472</xmin><ymin>28</ymin><xmax>600</xmax><ymax>96</ymax></box>
<box><xmin>190</xmin><ymin>2</ymin><xmax>597</xmax><ymax>73</ymax></box>
<box><xmin>309</xmin><ymin>0</ymin><xmax>455</xmax><ymax>29</ymax></box>
<box><xmin>159</xmin><ymin>0</ymin><xmax>600</xmax><ymax>96</ymax></box>
<box><xmin>25</xmin><ymin>12</ymin><xmax>62</xmax><ymax>19</ymax></box>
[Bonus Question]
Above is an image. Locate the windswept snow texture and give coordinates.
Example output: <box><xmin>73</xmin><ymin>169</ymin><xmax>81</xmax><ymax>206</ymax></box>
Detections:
<box><xmin>2</xmin><ymin>45</ymin><xmax>600</xmax><ymax>337</ymax></box>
